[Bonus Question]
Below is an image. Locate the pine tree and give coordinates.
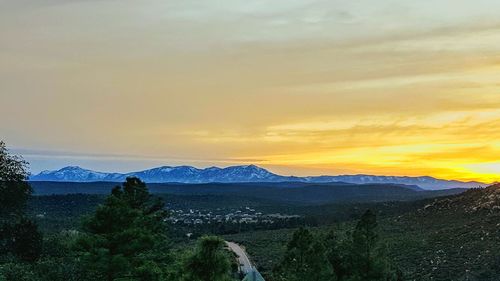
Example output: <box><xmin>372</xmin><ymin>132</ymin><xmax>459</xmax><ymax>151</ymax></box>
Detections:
<box><xmin>325</xmin><ymin>230</ymin><xmax>348</xmax><ymax>281</ymax></box>
<box><xmin>8</xmin><ymin>218</ymin><xmax>43</xmax><ymax>262</ymax></box>
<box><xmin>277</xmin><ymin>212</ymin><xmax>402</xmax><ymax>281</ymax></box>
<box><xmin>0</xmin><ymin>141</ymin><xmax>42</xmax><ymax>263</ymax></box>
<box><xmin>0</xmin><ymin>140</ymin><xmax>32</xmax><ymax>218</ymax></box>
<box><xmin>274</xmin><ymin>228</ymin><xmax>335</xmax><ymax>281</ymax></box>
<box><xmin>347</xmin><ymin>210</ymin><xmax>396</xmax><ymax>281</ymax></box>
<box><xmin>183</xmin><ymin>236</ymin><xmax>233</xmax><ymax>281</ymax></box>
<box><xmin>75</xmin><ymin>177</ymin><xmax>170</xmax><ymax>281</ymax></box>
<box><xmin>351</xmin><ymin>210</ymin><xmax>378</xmax><ymax>275</ymax></box>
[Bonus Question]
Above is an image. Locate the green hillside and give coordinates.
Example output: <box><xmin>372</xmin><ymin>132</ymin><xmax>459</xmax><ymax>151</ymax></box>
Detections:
<box><xmin>226</xmin><ymin>185</ymin><xmax>500</xmax><ymax>281</ymax></box>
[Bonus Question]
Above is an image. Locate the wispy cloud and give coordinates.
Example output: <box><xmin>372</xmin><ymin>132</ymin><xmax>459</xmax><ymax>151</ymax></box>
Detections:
<box><xmin>1</xmin><ymin>0</ymin><xmax>499</xmax><ymax>181</ymax></box>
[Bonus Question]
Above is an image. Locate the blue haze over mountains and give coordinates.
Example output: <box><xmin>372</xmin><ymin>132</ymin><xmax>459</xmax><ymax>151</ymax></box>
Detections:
<box><xmin>30</xmin><ymin>165</ymin><xmax>486</xmax><ymax>190</ymax></box>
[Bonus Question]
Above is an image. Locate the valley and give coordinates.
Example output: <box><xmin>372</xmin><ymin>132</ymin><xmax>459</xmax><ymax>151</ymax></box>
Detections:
<box><xmin>25</xmin><ymin>180</ymin><xmax>500</xmax><ymax>280</ymax></box>
<box><xmin>3</xmin><ymin>1</ymin><xmax>500</xmax><ymax>280</ymax></box>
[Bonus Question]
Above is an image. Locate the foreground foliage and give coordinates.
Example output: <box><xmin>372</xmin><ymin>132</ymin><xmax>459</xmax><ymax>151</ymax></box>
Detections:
<box><xmin>74</xmin><ymin>177</ymin><xmax>171</xmax><ymax>280</ymax></box>
<box><xmin>0</xmin><ymin>141</ymin><xmax>43</xmax><ymax>264</ymax></box>
<box><xmin>0</xmin><ymin>143</ymin><xmax>235</xmax><ymax>281</ymax></box>
<box><xmin>182</xmin><ymin>236</ymin><xmax>234</xmax><ymax>281</ymax></box>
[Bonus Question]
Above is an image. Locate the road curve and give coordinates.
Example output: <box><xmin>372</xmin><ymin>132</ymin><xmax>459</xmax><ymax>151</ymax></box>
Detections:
<box><xmin>226</xmin><ymin>241</ymin><xmax>254</xmax><ymax>275</ymax></box>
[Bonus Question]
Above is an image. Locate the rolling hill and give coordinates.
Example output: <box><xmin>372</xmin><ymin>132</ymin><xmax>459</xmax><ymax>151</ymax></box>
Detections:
<box><xmin>226</xmin><ymin>184</ymin><xmax>500</xmax><ymax>280</ymax></box>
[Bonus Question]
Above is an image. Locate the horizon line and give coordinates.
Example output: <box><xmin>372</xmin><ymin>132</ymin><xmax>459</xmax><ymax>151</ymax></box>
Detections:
<box><xmin>32</xmin><ymin>164</ymin><xmax>491</xmax><ymax>184</ymax></box>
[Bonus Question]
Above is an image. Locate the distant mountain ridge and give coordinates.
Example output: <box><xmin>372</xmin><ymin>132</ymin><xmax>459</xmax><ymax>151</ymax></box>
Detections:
<box><xmin>30</xmin><ymin>165</ymin><xmax>486</xmax><ymax>190</ymax></box>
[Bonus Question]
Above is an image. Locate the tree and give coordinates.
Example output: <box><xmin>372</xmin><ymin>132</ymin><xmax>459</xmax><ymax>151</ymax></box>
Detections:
<box><xmin>8</xmin><ymin>218</ymin><xmax>43</xmax><ymax>262</ymax></box>
<box><xmin>183</xmin><ymin>236</ymin><xmax>233</xmax><ymax>281</ymax></box>
<box><xmin>346</xmin><ymin>210</ymin><xmax>397</xmax><ymax>281</ymax></box>
<box><xmin>477</xmin><ymin>254</ymin><xmax>500</xmax><ymax>280</ymax></box>
<box><xmin>0</xmin><ymin>141</ymin><xmax>32</xmax><ymax>218</ymax></box>
<box><xmin>0</xmin><ymin>141</ymin><xmax>42</xmax><ymax>263</ymax></box>
<box><xmin>274</xmin><ymin>228</ymin><xmax>335</xmax><ymax>281</ymax></box>
<box><xmin>275</xmin><ymin>211</ymin><xmax>401</xmax><ymax>281</ymax></box>
<box><xmin>75</xmin><ymin>177</ymin><xmax>170</xmax><ymax>281</ymax></box>
<box><xmin>324</xmin><ymin>230</ymin><xmax>349</xmax><ymax>281</ymax></box>
<box><xmin>351</xmin><ymin>210</ymin><xmax>378</xmax><ymax>274</ymax></box>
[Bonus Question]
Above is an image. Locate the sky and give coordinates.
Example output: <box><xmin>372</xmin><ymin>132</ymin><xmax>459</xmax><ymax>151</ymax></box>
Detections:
<box><xmin>1</xmin><ymin>0</ymin><xmax>500</xmax><ymax>182</ymax></box>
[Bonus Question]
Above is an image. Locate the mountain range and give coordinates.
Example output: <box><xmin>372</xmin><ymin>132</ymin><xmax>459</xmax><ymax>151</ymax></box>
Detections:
<box><xmin>29</xmin><ymin>165</ymin><xmax>487</xmax><ymax>190</ymax></box>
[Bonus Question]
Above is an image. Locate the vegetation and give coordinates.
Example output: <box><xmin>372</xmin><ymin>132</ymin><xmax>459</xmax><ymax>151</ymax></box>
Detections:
<box><xmin>74</xmin><ymin>177</ymin><xmax>171</xmax><ymax>280</ymax></box>
<box><xmin>30</xmin><ymin>181</ymin><xmax>464</xmax><ymax>205</ymax></box>
<box><xmin>226</xmin><ymin>190</ymin><xmax>500</xmax><ymax>281</ymax></box>
<box><xmin>345</xmin><ymin>210</ymin><xmax>401</xmax><ymax>281</ymax></box>
<box><xmin>1</xmin><ymin>177</ymin><xmax>238</xmax><ymax>281</ymax></box>
<box><xmin>19</xmin><ymin>183</ymin><xmax>500</xmax><ymax>280</ymax></box>
<box><xmin>182</xmin><ymin>236</ymin><xmax>234</xmax><ymax>281</ymax></box>
<box><xmin>0</xmin><ymin>141</ymin><xmax>43</xmax><ymax>263</ymax></box>
<box><xmin>273</xmin><ymin>228</ymin><xmax>333</xmax><ymax>281</ymax></box>
<box><xmin>0</xmin><ymin>141</ymin><xmax>237</xmax><ymax>281</ymax></box>
<box><xmin>273</xmin><ymin>211</ymin><xmax>401</xmax><ymax>281</ymax></box>
<box><xmin>2</xmin><ymin>141</ymin><xmax>499</xmax><ymax>280</ymax></box>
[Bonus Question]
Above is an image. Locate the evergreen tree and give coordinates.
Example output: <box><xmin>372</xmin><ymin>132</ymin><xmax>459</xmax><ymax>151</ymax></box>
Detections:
<box><xmin>0</xmin><ymin>140</ymin><xmax>32</xmax><ymax>218</ymax></box>
<box><xmin>0</xmin><ymin>141</ymin><xmax>42</xmax><ymax>263</ymax></box>
<box><xmin>346</xmin><ymin>210</ymin><xmax>397</xmax><ymax>281</ymax></box>
<box><xmin>324</xmin><ymin>230</ymin><xmax>348</xmax><ymax>281</ymax></box>
<box><xmin>274</xmin><ymin>228</ymin><xmax>335</xmax><ymax>281</ymax></box>
<box><xmin>75</xmin><ymin>177</ymin><xmax>170</xmax><ymax>281</ymax></box>
<box><xmin>8</xmin><ymin>218</ymin><xmax>43</xmax><ymax>262</ymax></box>
<box><xmin>276</xmin><ymin>212</ymin><xmax>401</xmax><ymax>281</ymax></box>
<box><xmin>351</xmin><ymin>210</ymin><xmax>378</xmax><ymax>275</ymax></box>
<box><xmin>183</xmin><ymin>236</ymin><xmax>233</xmax><ymax>281</ymax></box>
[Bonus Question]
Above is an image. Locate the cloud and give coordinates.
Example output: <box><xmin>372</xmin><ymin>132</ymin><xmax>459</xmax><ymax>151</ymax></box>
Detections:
<box><xmin>1</xmin><ymin>0</ymin><xmax>500</xmax><ymax>181</ymax></box>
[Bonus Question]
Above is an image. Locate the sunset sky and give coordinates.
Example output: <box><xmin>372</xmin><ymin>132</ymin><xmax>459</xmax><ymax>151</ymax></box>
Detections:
<box><xmin>1</xmin><ymin>0</ymin><xmax>499</xmax><ymax>182</ymax></box>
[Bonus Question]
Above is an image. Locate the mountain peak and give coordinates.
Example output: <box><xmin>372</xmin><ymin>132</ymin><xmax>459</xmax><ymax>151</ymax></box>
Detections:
<box><xmin>30</xmin><ymin>165</ymin><xmax>107</xmax><ymax>182</ymax></box>
<box><xmin>60</xmin><ymin>165</ymin><xmax>85</xmax><ymax>170</ymax></box>
<box><xmin>227</xmin><ymin>164</ymin><xmax>264</xmax><ymax>171</ymax></box>
<box><xmin>29</xmin><ymin>165</ymin><xmax>488</xmax><ymax>190</ymax></box>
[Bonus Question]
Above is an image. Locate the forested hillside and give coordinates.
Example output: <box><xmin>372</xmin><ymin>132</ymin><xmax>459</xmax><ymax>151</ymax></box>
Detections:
<box><xmin>31</xmin><ymin>181</ymin><xmax>464</xmax><ymax>204</ymax></box>
<box><xmin>227</xmin><ymin>185</ymin><xmax>500</xmax><ymax>281</ymax></box>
